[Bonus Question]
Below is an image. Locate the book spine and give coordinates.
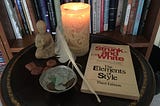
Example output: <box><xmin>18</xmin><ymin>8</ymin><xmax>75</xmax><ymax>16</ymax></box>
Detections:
<box><xmin>96</xmin><ymin>0</ymin><xmax>101</xmax><ymax>33</ymax></box>
<box><xmin>132</xmin><ymin>0</ymin><xmax>145</xmax><ymax>35</ymax></box>
<box><xmin>92</xmin><ymin>0</ymin><xmax>97</xmax><ymax>34</ymax></box>
<box><xmin>108</xmin><ymin>0</ymin><xmax>119</xmax><ymax>31</ymax></box>
<box><xmin>14</xmin><ymin>0</ymin><xmax>26</xmax><ymax>35</ymax></box>
<box><xmin>4</xmin><ymin>0</ymin><xmax>22</xmax><ymax>39</ymax></box>
<box><xmin>100</xmin><ymin>0</ymin><xmax>104</xmax><ymax>32</ymax></box>
<box><xmin>116</xmin><ymin>0</ymin><xmax>124</xmax><ymax>27</ymax></box>
<box><xmin>120</xmin><ymin>0</ymin><xmax>128</xmax><ymax>34</ymax></box>
<box><xmin>47</xmin><ymin>0</ymin><xmax>57</xmax><ymax>34</ymax></box>
<box><xmin>0</xmin><ymin>0</ymin><xmax>15</xmax><ymax>42</ymax></box>
<box><xmin>26</xmin><ymin>0</ymin><xmax>38</xmax><ymax>34</ymax></box>
<box><xmin>22</xmin><ymin>0</ymin><xmax>34</xmax><ymax>33</ymax></box>
<box><xmin>88</xmin><ymin>0</ymin><xmax>92</xmax><ymax>34</ymax></box>
<box><xmin>127</xmin><ymin>0</ymin><xmax>138</xmax><ymax>34</ymax></box>
<box><xmin>33</xmin><ymin>0</ymin><xmax>41</xmax><ymax>20</ymax></box>
<box><xmin>121</xmin><ymin>0</ymin><xmax>132</xmax><ymax>35</ymax></box>
<box><xmin>104</xmin><ymin>0</ymin><xmax>110</xmax><ymax>31</ymax></box>
<box><xmin>138</xmin><ymin>0</ymin><xmax>151</xmax><ymax>35</ymax></box>
<box><xmin>38</xmin><ymin>0</ymin><xmax>51</xmax><ymax>32</ymax></box>
<box><xmin>15</xmin><ymin>0</ymin><xmax>30</xmax><ymax>35</ymax></box>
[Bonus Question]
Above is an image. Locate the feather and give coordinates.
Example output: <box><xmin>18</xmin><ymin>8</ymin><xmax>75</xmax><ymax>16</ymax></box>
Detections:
<box><xmin>53</xmin><ymin>0</ymin><xmax>101</xmax><ymax>103</ymax></box>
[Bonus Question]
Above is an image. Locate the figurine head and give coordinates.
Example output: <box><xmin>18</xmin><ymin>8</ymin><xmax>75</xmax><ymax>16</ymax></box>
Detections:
<box><xmin>36</xmin><ymin>20</ymin><xmax>46</xmax><ymax>34</ymax></box>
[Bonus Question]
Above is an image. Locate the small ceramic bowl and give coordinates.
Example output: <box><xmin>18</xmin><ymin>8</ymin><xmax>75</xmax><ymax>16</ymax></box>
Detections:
<box><xmin>39</xmin><ymin>65</ymin><xmax>77</xmax><ymax>93</ymax></box>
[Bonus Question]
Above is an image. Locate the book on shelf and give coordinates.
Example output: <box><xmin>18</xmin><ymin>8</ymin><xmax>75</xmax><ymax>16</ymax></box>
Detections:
<box><xmin>26</xmin><ymin>0</ymin><xmax>38</xmax><ymax>34</ymax></box>
<box><xmin>21</xmin><ymin>0</ymin><xmax>34</xmax><ymax>34</ymax></box>
<box><xmin>47</xmin><ymin>0</ymin><xmax>57</xmax><ymax>34</ymax></box>
<box><xmin>4</xmin><ymin>0</ymin><xmax>22</xmax><ymax>39</ymax></box>
<box><xmin>38</xmin><ymin>0</ymin><xmax>51</xmax><ymax>33</ymax></box>
<box><xmin>116</xmin><ymin>0</ymin><xmax>124</xmax><ymax>27</ymax></box>
<box><xmin>138</xmin><ymin>0</ymin><xmax>151</xmax><ymax>35</ymax></box>
<box><xmin>100</xmin><ymin>0</ymin><xmax>104</xmax><ymax>32</ymax></box>
<box><xmin>127</xmin><ymin>0</ymin><xmax>138</xmax><ymax>34</ymax></box>
<box><xmin>15</xmin><ymin>0</ymin><xmax>30</xmax><ymax>35</ymax></box>
<box><xmin>103</xmin><ymin>0</ymin><xmax>109</xmax><ymax>31</ymax></box>
<box><xmin>132</xmin><ymin>0</ymin><xmax>145</xmax><ymax>35</ymax></box>
<box><xmin>81</xmin><ymin>43</ymin><xmax>140</xmax><ymax>100</ymax></box>
<box><xmin>91</xmin><ymin>0</ymin><xmax>97</xmax><ymax>34</ymax></box>
<box><xmin>120</xmin><ymin>0</ymin><xmax>132</xmax><ymax>35</ymax></box>
<box><xmin>108</xmin><ymin>0</ymin><xmax>119</xmax><ymax>31</ymax></box>
<box><xmin>33</xmin><ymin>0</ymin><xmax>42</xmax><ymax>20</ymax></box>
<box><xmin>96</xmin><ymin>0</ymin><xmax>101</xmax><ymax>33</ymax></box>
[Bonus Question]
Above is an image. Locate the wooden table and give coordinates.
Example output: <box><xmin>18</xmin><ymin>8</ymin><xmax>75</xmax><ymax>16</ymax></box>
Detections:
<box><xmin>1</xmin><ymin>35</ymin><xmax>156</xmax><ymax>106</ymax></box>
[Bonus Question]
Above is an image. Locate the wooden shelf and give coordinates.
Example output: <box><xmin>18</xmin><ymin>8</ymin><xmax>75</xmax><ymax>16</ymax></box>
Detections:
<box><xmin>10</xmin><ymin>35</ymin><xmax>35</xmax><ymax>53</ymax></box>
<box><xmin>0</xmin><ymin>0</ymin><xmax>159</xmax><ymax>60</ymax></box>
<box><xmin>96</xmin><ymin>29</ymin><xmax>150</xmax><ymax>47</ymax></box>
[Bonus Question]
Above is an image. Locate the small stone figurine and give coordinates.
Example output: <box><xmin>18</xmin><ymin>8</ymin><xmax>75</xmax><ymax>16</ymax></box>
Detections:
<box><xmin>35</xmin><ymin>20</ymin><xmax>55</xmax><ymax>59</ymax></box>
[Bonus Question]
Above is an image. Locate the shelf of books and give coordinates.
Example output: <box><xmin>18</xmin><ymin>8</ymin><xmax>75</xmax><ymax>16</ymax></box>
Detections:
<box><xmin>0</xmin><ymin>0</ymin><xmax>159</xmax><ymax>60</ymax></box>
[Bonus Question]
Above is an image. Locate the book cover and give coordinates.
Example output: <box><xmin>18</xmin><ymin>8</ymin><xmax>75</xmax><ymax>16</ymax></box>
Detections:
<box><xmin>132</xmin><ymin>0</ymin><xmax>145</xmax><ymax>35</ymax></box>
<box><xmin>81</xmin><ymin>43</ymin><xmax>140</xmax><ymax>100</ymax></box>
<box><xmin>108</xmin><ymin>0</ymin><xmax>119</xmax><ymax>31</ymax></box>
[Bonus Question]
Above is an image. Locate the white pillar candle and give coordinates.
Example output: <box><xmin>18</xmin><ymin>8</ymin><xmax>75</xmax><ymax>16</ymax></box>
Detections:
<box><xmin>61</xmin><ymin>2</ymin><xmax>90</xmax><ymax>56</ymax></box>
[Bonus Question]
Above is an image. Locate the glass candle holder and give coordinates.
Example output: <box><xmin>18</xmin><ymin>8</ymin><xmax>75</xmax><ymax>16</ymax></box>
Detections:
<box><xmin>61</xmin><ymin>2</ymin><xmax>90</xmax><ymax>56</ymax></box>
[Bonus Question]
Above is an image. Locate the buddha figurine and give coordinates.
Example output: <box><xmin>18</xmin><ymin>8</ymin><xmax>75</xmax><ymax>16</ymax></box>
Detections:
<box><xmin>35</xmin><ymin>20</ymin><xmax>55</xmax><ymax>59</ymax></box>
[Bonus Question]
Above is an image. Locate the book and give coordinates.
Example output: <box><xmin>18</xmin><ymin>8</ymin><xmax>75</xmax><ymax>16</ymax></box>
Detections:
<box><xmin>26</xmin><ymin>0</ymin><xmax>38</xmax><ymax>34</ymax></box>
<box><xmin>103</xmin><ymin>0</ymin><xmax>110</xmax><ymax>31</ymax></box>
<box><xmin>116</xmin><ymin>0</ymin><xmax>124</xmax><ymax>27</ymax></box>
<box><xmin>100</xmin><ymin>0</ymin><xmax>104</xmax><ymax>32</ymax></box>
<box><xmin>132</xmin><ymin>0</ymin><xmax>145</xmax><ymax>35</ymax></box>
<box><xmin>96</xmin><ymin>0</ymin><xmax>101</xmax><ymax>33</ymax></box>
<box><xmin>33</xmin><ymin>0</ymin><xmax>42</xmax><ymax>20</ymax></box>
<box><xmin>81</xmin><ymin>43</ymin><xmax>140</xmax><ymax>100</ymax></box>
<box><xmin>21</xmin><ymin>0</ymin><xmax>34</xmax><ymax>34</ymax></box>
<box><xmin>47</xmin><ymin>0</ymin><xmax>57</xmax><ymax>35</ymax></box>
<box><xmin>127</xmin><ymin>0</ymin><xmax>138</xmax><ymax>34</ymax></box>
<box><xmin>91</xmin><ymin>0</ymin><xmax>97</xmax><ymax>34</ymax></box>
<box><xmin>120</xmin><ymin>0</ymin><xmax>132</xmax><ymax>35</ymax></box>
<box><xmin>15</xmin><ymin>0</ymin><xmax>30</xmax><ymax>35</ymax></box>
<box><xmin>38</xmin><ymin>0</ymin><xmax>51</xmax><ymax>33</ymax></box>
<box><xmin>108</xmin><ymin>0</ymin><xmax>119</xmax><ymax>31</ymax></box>
<box><xmin>138</xmin><ymin>0</ymin><xmax>151</xmax><ymax>35</ymax></box>
<box><xmin>4</xmin><ymin>0</ymin><xmax>22</xmax><ymax>39</ymax></box>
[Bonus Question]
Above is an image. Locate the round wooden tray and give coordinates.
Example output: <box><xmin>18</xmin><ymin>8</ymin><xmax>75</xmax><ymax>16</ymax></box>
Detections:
<box><xmin>1</xmin><ymin>35</ymin><xmax>155</xmax><ymax>106</ymax></box>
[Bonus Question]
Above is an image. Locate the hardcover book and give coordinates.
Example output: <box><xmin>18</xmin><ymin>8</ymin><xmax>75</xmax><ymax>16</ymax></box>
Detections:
<box><xmin>81</xmin><ymin>43</ymin><xmax>140</xmax><ymax>100</ymax></box>
<box><xmin>132</xmin><ymin>0</ymin><xmax>145</xmax><ymax>35</ymax></box>
<box><xmin>108</xmin><ymin>0</ymin><xmax>119</xmax><ymax>31</ymax></box>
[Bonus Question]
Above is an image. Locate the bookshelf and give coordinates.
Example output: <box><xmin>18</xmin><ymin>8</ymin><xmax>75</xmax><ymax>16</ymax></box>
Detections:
<box><xmin>0</xmin><ymin>0</ymin><xmax>159</xmax><ymax>60</ymax></box>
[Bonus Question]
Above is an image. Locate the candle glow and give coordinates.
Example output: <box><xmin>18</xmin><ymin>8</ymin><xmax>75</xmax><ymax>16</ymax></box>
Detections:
<box><xmin>61</xmin><ymin>2</ymin><xmax>90</xmax><ymax>56</ymax></box>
